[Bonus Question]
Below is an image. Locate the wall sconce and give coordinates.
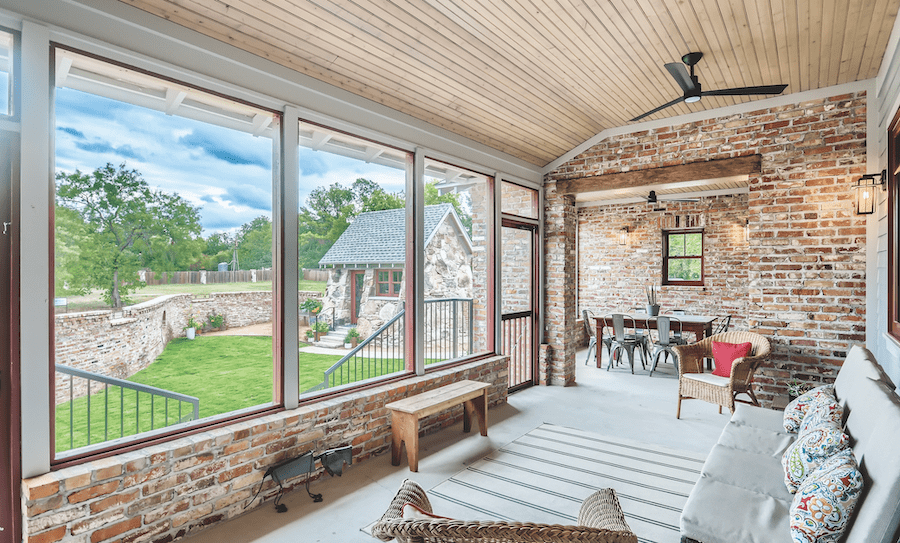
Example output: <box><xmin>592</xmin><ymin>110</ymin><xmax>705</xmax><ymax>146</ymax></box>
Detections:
<box><xmin>619</xmin><ymin>227</ymin><xmax>628</xmax><ymax>245</ymax></box>
<box><xmin>856</xmin><ymin>170</ymin><xmax>886</xmax><ymax>215</ymax></box>
<box><xmin>744</xmin><ymin>219</ymin><xmax>749</xmax><ymax>243</ymax></box>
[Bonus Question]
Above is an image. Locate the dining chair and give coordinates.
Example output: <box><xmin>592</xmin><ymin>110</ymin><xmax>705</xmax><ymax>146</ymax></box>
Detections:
<box><xmin>582</xmin><ymin>310</ymin><xmax>612</xmax><ymax>365</ymax></box>
<box><xmin>648</xmin><ymin>316</ymin><xmax>683</xmax><ymax>376</ymax></box>
<box><xmin>712</xmin><ymin>315</ymin><xmax>732</xmax><ymax>335</ymax></box>
<box><xmin>608</xmin><ymin>314</ymin><xmax>646</xmax><ymax>373</ymax></box>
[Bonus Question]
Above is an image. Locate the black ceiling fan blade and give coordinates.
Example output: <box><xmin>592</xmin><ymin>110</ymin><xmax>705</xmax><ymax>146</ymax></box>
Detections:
<box><xmin>665</xmin><ymin>62</ymin><xmax>695</xmax><ymax>93</ymax></box>
<box><xmin>701</xmin><ymin>84</ymin><xmax>788</xmax><ymax>97</ymax></box>
<box><xmin>630</xmin><ymin>95</ymin><xmax>686</xmax><ymax>122</ymax></box>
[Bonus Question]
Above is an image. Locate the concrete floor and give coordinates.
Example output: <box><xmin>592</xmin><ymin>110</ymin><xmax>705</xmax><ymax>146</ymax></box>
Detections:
<box><xmin>183</xmin><ymin>347</ymin><xmax>729</xmax><ymax>543</ymax></box>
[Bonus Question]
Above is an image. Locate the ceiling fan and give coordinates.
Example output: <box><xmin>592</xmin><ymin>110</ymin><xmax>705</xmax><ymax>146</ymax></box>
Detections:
<box><xmin>630</xmin><ymin>52</ymin><xmax>788</xmax><ymax>122</ymax></box>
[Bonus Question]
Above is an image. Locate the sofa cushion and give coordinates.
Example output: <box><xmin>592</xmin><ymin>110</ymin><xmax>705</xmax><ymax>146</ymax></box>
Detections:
<box><xmin>833</xmin><ymin>345</ymin><xmax>895</xmax><ymax>417</ymax></box>
<box><xmin>781</xmin><ymin>421</ymin><xmax>850</xmax><ymax>493</ymax></box>
<box><xmin>717</xmin><ymin>418</ymin><xmax>795</xmax><ymax>457</ymax></box>
<box><xmin>705</xmin><ymin>444</ymin><xmax>793</xmax><ymax>497</ymax></box>
<box><xmin>842</xmin><ymin>380</ymin><xmax>900</xmax><ymax>543</ymax></box>
<box><xmin>711</xmin><ymin>341</ymin><xmax>752</xmax><ymax>378</ymax></box>
<box><xmin>783</xmin><ymin>384</ymin><xmax>835</xmax><ymax>433</ymax></box>
<box><xmin>681</xmin><ymin>477</ymin><xmax>791</xmax><ymax>543</ymax></box>
<box><xmin>790</xmin><ymin>449</ymin><xmax>863</xmax><ymax>543</ymax></box>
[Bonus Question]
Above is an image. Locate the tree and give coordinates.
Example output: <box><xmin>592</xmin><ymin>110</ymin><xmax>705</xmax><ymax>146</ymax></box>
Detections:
<box><xmin>237</xmin><ymin>215</ymin><xmax>272</xmax><ymax>269</ymax></box>
<box><xmin>297</xmin><ymin>178</ymin><xmax>400</xmax><ymax>268</ymax></box>
<box><xmin>56</xmin><ymin>163</ymin><xmax>203</xmax><ymax>308</ymax></box>
<box><xmin>424</xmin><ymin>180</ymin><xmax>472</xmax><ymax>234</ymax></box>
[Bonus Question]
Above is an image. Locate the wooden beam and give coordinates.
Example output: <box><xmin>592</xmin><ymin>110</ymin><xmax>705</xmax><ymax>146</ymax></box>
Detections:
<box><xmin>556</xmin><ymin>155</ymin><xmax>762</xmax><ymax>195</ymax></box>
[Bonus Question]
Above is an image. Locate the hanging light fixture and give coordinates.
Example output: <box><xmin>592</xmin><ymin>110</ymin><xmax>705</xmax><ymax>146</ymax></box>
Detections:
<box><xmin>855</xmin><ymin>170</ymin><xmax>886</xmax><ymax>215</ymax></box>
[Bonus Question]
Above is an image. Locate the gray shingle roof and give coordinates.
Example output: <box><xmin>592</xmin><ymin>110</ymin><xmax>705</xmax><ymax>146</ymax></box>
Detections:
<box><xmin>319</xmin><ymin>203</ymin><xmax>461</xmax><ymax>266</ymax></box>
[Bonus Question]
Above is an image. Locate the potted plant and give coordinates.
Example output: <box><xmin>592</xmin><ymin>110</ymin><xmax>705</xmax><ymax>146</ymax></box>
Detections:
<box><xmin>313</xmin><ymin>320</ymin><xmax>329</xmax><ymax>341</ymax></box>
<box><xmin>344</xmin><ymin>327</ymin><xmax>360</xmax><ymax>348</ymax></box>
<box><xmin>305</xmin><ymin>329</ymin><xmax>315</xmax><ymax>341</ymax></box>
<box><xmin>787</xmin><ymin>379</ymin><xmax>813</xmax><ymax>401</ymax></box>
<box><xmin>301</xmin><ymin>298</ymin><xmax>323</xmax><ymax>315</ymax></box>
<box><xmin>645</xmin><ymin>285</ymin><xmax>660</xmax><ymax>316</ymax></box>
<box><xmin>183</xmin><ymin>315</ymin><xmax>202</xmax><ymax>340</ymax></box>
<box><xmin>207</xmin><ymin>312</ymin><xmax>225</xmax><ymax>332</ymax></box>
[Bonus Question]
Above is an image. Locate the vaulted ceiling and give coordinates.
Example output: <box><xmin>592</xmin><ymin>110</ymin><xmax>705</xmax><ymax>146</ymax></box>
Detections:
<box><xmin>118</xmin><ymin>0</ymin><xmax>900</xmax><ymax>167</ymax></box>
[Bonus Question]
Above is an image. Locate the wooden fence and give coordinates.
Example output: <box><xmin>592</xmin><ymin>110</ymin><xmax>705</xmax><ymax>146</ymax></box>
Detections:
<box><xmin>140</xmin><ymin>268</ymin><xmax>329</xmax><ymax>286</ymax></box>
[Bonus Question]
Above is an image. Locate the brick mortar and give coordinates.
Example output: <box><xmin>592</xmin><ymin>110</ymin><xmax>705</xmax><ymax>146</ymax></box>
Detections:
<box><xmin>544</xmin><ymin>92</ymin><xmax>868</xmax><ymax>403</ymax></box>
<box><xmin>24</xmin><ymin>356</ymin><xmax>508</xmax><ymax>543</ymax></box>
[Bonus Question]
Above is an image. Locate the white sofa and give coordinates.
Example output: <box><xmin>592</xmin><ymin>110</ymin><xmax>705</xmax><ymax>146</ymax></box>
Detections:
<box><xmin>680</xmin><ymin>345</ymin><xmax>900</xmax><ymax>543</ymax></box>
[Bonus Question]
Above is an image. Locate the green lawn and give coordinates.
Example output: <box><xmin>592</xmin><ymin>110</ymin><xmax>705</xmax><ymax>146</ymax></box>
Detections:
<box><xmin>55</xmin><ymin>335</ymin><xmax>412</xmax><ymax>452</ymax></box>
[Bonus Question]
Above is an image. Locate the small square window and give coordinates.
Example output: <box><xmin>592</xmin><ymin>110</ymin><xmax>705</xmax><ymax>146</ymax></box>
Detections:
<box><xmin>663</xmin><ymin>230</ymin><xmax>704</xmax><ymax>286</ymax></box>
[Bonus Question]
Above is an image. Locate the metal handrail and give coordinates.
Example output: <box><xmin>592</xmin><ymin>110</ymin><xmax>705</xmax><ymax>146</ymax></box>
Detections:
<box><xmin>304</xmin><ymin>308</ymin><xmax>407</xmax><ymax>393</ymax></box>
<box><xmin>302</xmin><ymin>297</ymin><xmax>474</xmax><ymax>394</ymax></box>
<box><xmin>56</xmin><ymin>364</ymin><xmax>200</xmax><ymax>450</ymax></box>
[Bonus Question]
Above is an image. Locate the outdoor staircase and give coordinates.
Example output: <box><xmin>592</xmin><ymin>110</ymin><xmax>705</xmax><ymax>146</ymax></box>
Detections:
<box><xmin>314</xmin><ymin>324</ymin><xmax>354</xmax><ymax>349</ymax></box>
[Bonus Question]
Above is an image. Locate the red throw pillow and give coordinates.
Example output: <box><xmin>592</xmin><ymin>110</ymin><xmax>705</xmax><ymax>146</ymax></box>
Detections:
<box><xmin>711</xmin><ymin>341</ymin><xmax>752</xmax><ymax>378</ymax></box>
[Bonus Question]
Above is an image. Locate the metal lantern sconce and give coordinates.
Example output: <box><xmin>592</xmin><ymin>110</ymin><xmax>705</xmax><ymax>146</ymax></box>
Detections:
<box><xmin>856</xmin><ymin>170</ymin><xmax>886</xmax><ymax>215</ymax></box>
<box><xmin>619</xmin><ymin>227</ymin><xmax>628</xmax><ymax>245</ymax></box>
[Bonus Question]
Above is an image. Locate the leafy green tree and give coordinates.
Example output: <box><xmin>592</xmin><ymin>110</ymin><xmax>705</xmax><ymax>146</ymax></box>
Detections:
<box><xmin>56</xmin><ymin>163</ymin><xmax>203</xmax><ymax>308</ymax></box>
<box><xmin>424</xmin><ymin>180</ymin><xmax>472</xmax><ymax>234</ymax></box>
<box><xmin>237</xmin><ymin>215</ymin><xmax>272</xmax><ymax>269</ymax></box>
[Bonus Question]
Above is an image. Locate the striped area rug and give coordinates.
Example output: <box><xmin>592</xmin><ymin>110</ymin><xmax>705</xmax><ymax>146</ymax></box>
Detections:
<box><xmin>426</xmin><ymin>424</ymin><xmax>706</xmax><ymax>543</ymax></box>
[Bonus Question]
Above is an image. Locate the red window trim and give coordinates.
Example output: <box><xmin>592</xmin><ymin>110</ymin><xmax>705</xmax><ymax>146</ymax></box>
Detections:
<box><xmin>375</xmin><ymin>268</ymin><xmax>402</xmax><ymax>297</ymax></box>
<box><xmin>662</xmin><ymin>229</ymin><xmax>705</xmax><ymax>287</ymax></box>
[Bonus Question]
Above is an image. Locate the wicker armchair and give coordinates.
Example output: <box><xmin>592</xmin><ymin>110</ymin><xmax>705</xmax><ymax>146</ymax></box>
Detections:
<box><xmin>372</xmin><ymin>479</ymin><xmax>637</xmax><ymax>543</ymax></box>
<box><xmin>671</xmin><ymin>331</ymin><xmax>771</xmax><ymax>418</ymax></box>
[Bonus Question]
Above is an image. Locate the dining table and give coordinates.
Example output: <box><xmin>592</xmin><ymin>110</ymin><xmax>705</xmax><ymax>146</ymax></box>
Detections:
<box><xmin>594</xmin><ymin>312</ymin><xmax>719</xmax><ymax>368</ymax></box>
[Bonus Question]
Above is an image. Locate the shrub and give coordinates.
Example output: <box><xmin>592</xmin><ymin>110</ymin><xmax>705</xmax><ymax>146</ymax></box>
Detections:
<box><xmin>301</xmin><ymin>298</ymin><xmax>323</xmax><ymax>314</ymax></box>
<box><xmin>207</xmin><ymin>312</ymin><xmax>225</xmax><ymax>329</ymax></box>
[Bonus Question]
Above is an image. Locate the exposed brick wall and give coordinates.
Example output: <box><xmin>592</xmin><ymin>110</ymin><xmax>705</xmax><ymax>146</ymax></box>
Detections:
<box><xmin>542</xmin><ymin>187</ymin><xmax>577</xmax><ymax>386</ymax></box>
<box><xmin>545</xmin><ymin>91</ymin><xmax>868</xmax><ymax>404</ymax></box>
<box><xmin>24</xmin><ymin>356</ymin><xmax>508</xmax><ymax>543</ymax></box>
<box><xmin>577</xmin><ymin>194</ymin><xmax>750</xmax><ymax>336</ymax></box>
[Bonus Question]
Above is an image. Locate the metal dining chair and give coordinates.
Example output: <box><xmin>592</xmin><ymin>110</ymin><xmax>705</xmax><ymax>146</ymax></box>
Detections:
<box><xmin>608</xmin><ymin>314</ymin><xmax>646</xmax><ymax>373</ymax></box>
<box><xmin>712</xmin><ymin>315</ymin><xmax>732</xmax><ymax>335</ymax></box>
<box><xmin>582</xmin><ymin>310</ymin><xmax>613</xmax><ymax>365</ymax></box>
<box><xmin>649</xmin><ymin>316</ymin><xmax>683</xmax><ymax>376</ymax></box>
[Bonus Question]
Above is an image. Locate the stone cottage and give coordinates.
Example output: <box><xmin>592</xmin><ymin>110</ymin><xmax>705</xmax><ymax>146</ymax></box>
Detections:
<box><xmin>319</xmin><ymin>203</ymin><xmax>474</xmax><ymax>338</ymax></box>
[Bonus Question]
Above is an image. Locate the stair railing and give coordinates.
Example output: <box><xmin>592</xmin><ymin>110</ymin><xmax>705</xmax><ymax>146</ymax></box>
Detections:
<box><xmin>302</xmin><ymin>297</ymin><xmax>474</xmax><ymax>394</ymax></box>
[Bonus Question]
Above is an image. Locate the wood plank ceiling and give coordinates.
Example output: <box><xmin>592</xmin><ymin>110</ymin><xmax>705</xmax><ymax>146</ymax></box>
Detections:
<box><xmin>118</xmin><ymin>0</ymin><xmax>900</xmax><ymax>167</ymax></box>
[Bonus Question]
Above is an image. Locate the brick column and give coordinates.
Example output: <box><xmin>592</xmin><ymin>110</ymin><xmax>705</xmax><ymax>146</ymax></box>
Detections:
<box><xmin>543</xmin><ymin>182</ymin><xmax>577</xmax><ymax>386</ymax></box>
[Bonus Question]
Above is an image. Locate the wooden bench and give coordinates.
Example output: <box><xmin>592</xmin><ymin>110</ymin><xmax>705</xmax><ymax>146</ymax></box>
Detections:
<box><xmin>385</xmin><ymin>380</ymin><xmax>490</xmax><ymax>472</ymax></box>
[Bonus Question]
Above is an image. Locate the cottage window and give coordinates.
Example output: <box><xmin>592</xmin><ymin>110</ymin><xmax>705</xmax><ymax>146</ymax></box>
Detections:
<box><xmin>662</xmin><ymin>230</ymin><xmax>704</xmax><ymax>286</ymax></box>
<box><xmin>376</xmin><ymin>269</ymin><xmax>402</xmax><ymax>296</ymax></box>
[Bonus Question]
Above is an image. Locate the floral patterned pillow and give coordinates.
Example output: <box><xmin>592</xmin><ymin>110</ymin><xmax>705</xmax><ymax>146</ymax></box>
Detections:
<box><xmin>797</xmin><ymin>395</ymin><xmax>844</xmax><ymax>435</ymax></box>
<box><xmin>783</xmin><ymin>384</ymin><xmax>835</xmax><ymax>433</ymax></box>
<box><xmin>781</xmin><ymin>420</ymin><xmax>850</xmax><ymax>493</ymax></box>
<box><xmin>790</xmin><ymin>449</ymin><xmax>863</xmax><ymax>543</ymax></box>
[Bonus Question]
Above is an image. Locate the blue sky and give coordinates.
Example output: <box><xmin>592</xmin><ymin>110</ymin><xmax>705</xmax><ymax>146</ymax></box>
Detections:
<box><xmin>54</xmin><ymin>87</ymin><xmax>406</xmax><ymax>235</ymax></box>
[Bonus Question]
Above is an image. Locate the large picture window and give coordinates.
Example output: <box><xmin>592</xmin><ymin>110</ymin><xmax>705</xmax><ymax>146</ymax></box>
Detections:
<box><xmin>53</xmin><ymin>48</ymin><xmax>279</xmax><ymax>458</ymax></box>
<box><xmin>663</xmin><ymin>230</ymin><xmax>704</xmax><ymax>286</ymax></box>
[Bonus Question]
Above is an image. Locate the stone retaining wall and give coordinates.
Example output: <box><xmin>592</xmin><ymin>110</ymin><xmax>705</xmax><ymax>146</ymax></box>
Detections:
<box><xmin>25</xmin><ymin>356</ymin><xmax>509</xmax><ymax>543</ymax></box>
<box><xmin>54</xmin><ymin>291</ymin><xmax>321</xmax><ymax>404</ymax></box>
